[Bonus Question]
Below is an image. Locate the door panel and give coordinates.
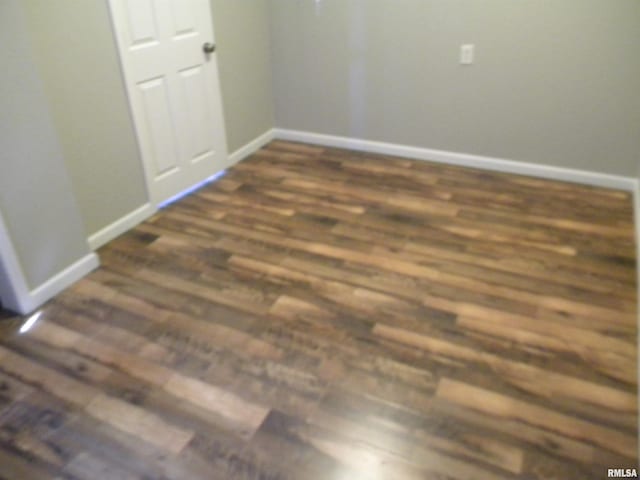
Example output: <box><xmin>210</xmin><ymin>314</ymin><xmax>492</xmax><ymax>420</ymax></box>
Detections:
<box><xmin>180</xmin><ymin>65</ymin><xmax>212</xmax><ymax>161</ymax></box>
<box><xmin>137</xmin><ymin>77</ymin><xmax>179</xmax><ymax>175</ymax></box>
<box><xmin>169</xmin><ymin>0</ymin><xmax>197</xmax><ymax>36</ymax></box>
<box><xmin>109</xmin><ymin>0</ymin><xmax>228</xmax><ymax>205</ymax></box>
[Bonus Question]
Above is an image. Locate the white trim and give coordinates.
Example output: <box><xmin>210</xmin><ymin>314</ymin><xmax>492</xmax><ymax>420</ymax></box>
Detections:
<box><xmin>635</xmin><ymin>179</ymin><xmax>640</xmax><ymax>266</ymax></box>
<box><xmin>0</xmin><ymin>215</ymin><xmax>99</xmax><ymax>314</ymax></box>
<box><xmin>88</xmin><ymin>203</ymin><xmax>156</xmax><ymax>250</ymax></box>
<box><xmin>228</xmin><ymin>129</ymin><xmax>275</xmax><ymax>166</ymax></box>
<box><xmin>0</xmin><ymin>212</ymin><xmax>31</xmax><ymax>313</ymax></box>
<box><xmin>274</xmin><ymin>129</ymin><xmax>636</xmax><ymax>192</ymax></box>
<box><xmin>635</xmin><ymin>180</ymin><xmax>640</xmax><ymax>267</ymax></box>
<box><xmin>635</xmin><ymin>186</ymin><xmax>640</xmax><ymax>303</ymax></box>
<box><xmin>634</xmin><ymin>178</ymin><xmax>640</xmax><ymax>444</ymax></box>
<box><xmin>23</xmin><ymin>253</ymin><xmax>99</xmax><ymax>314</ymax></box>
<box><xmin>85</xmin><ymin>128</ymin><xmax>277</xmax><ymax>252</ymax></box>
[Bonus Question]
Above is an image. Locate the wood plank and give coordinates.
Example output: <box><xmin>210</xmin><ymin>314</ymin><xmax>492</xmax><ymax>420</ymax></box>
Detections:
<box><xmin>373</xmin><ymin>323</ymin><xmax>637</xmax><ymax>415</ymax></box>
<box><xmin>163</xmin><ymin>373</ymin><xmax>269</xmax><ymax>439</ymax></box>
<box><xmin>85</xmin><ymin>394</ymin><xmax>194</xmax><ymax>454</ymax></box>
<box><xmin>0</xmin><ymin>140</ymin><xmax>635</xmax><ymax>478</ymax></box>
<box><xmin>436</xmin><ymin>378</ymin><xmax>637</xmax><ymax>459</ymax></box>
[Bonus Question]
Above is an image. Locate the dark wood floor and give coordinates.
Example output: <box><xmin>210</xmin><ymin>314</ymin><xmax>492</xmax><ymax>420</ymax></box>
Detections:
<box><xmin>0</xmin><ymin>140</ymin><xmax>637</xmax><ymax>479</ymax></box>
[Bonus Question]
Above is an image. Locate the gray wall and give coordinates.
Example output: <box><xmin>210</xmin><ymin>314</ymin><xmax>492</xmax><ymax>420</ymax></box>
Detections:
<box><xmin>211</xmin><ymin>0</ymin><xmax>275</xmax><ymax>152</ymax></box>
<box><xmin>0</xmin><ymin>0</ymin><xmax>91</xmax><ymax>289</ymax></box>
<box><xmin>268</xmin><ymin>0</ymin><xmax>640</xmax><ymax>176</ymax></box>
<box><xmin>9</xmin><ymin>0</ymin><xmax>637</xmax><ymax>268</ymax></box>
<box><xmin>21</xmin><ymin>0</ymin><xmax>275</xmax><ymax>238</ymax></box>
<box><xmin>23</xmin><ymin>0</ymin><xmax>148</xmax><ymax>236</ymax></box>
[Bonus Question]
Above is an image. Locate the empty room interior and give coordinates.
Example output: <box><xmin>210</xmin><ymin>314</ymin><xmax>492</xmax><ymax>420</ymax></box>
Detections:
<box><xmin>1</xmin><ymin>0</ymin><xmax>639</xmax><ymax>478</ymax></box>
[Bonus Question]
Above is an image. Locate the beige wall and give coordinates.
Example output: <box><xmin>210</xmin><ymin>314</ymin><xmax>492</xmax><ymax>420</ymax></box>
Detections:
<box><xmin>22</xmin><ymin>0</ymin><xmax>275</xmax><ymax>238</ymax></box>
<box><xmin>11</xmin><ymin>0</ymin><xmax>638</xmax><ymax>263</ymax></box>
<box><xmin>211</xmin><ymin>0</ymin><xmax>275</xmax><ymax>153</ymax></box>
<box><xmin>23</xmin><ymin>0</ymin><xmax>148</xmax><ymax>237</ymax></box>
<box><xmin>0</xmin><ymin>0</ymin><xmax>91</xmax><ymax>289</ymax></box>
<box><xmin>268</xmin><ymin>0</ymin><xmax>640</xmax><ymax>177</ymax></box>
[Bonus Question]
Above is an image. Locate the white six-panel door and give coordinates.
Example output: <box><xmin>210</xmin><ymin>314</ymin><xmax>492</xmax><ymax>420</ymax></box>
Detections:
<box><xmin>109</xmin><ymin>0</ymin><xmax>228</xmax><ymax>205</ymax></box>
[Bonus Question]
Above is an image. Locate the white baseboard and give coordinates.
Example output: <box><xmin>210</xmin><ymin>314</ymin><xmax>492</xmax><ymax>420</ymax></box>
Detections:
<box><xmin>228</xmin><ymin>129</ymin><xmax>275</xmax><ymax>166</ymax></box>
<box><xmin>635</xmin><ymin>180</ymin><xmax>640</xmax><ymax>260</ymax></box>
<box><xmin>634</xmin><ymin>179</ymin><xmax>640</xmax><ymax>432</ymax></box>
<box><xmin>0</xmin><ymin>212</ymin><xmax>31</xmax><ymax>314</ymax></box>
<box><xmin>88</xmin><ymin>203</ymin><xmax>156</xmax><ymax>250</ymax></box>
<box><xmin>274</xmin><ymin>128</ymin><xmax>636</xmax><ymax>192</ymax></box>
<box><xmin>633</xmin><ymin>178</ymin><xmax>639</xmax><ymax>317</ymax></box>
<box><xmin>87</xmin><ymin>128</ymin><xmax>276</xmax><ymax>252</ymax></box>
<box><xmin>86</xmin><ymin>129</ymin><xmax>276</xmax><ymax>252</ymax></box>
<box><xmin>23</xmin><ymin>253</ymin><xmax>100</xmax><ymax>314</ymax></box>
<box><xmin>1</xmin><ymin>211</ymin><xmax>100</xmax><ymax>315</ymax></box>
<box><xmin>2</xmin><ymin>252</ymin><xmax>99</xmax><ymax>315</ymax></box>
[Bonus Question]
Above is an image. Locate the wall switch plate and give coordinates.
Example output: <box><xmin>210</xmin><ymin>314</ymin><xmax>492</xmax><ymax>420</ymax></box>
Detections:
<box><xmin>460</xmin><ymin>44</ymin><xmax>474</xmax><ymax>65</ymax></box>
